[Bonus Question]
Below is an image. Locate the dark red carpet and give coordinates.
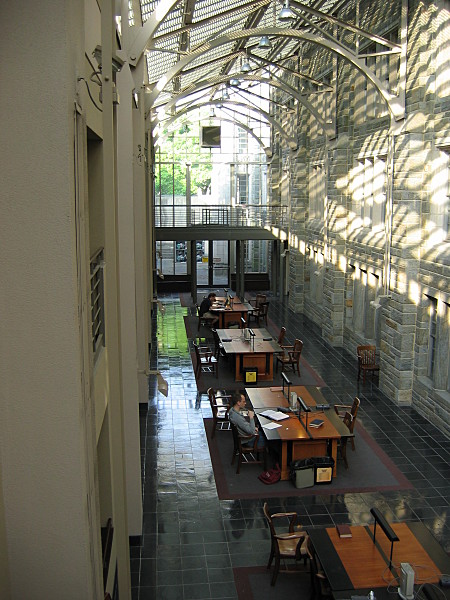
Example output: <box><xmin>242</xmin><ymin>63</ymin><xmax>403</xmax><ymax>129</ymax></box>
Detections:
<box><xmin>204</xmin><ymin>418</ymin><xmax>413</xmax><ymax>500</ymax></box>
<box><xmin>234</xmin><ymin>566</ymin><xmax>310</xmax><ymax>600</ymax></box>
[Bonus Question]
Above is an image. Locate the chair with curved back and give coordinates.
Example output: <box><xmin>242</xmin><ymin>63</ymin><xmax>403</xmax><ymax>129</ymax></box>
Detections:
<box><xmin>248</xmin><ymin>294</ymin><xmax>267</xmax><ymax>324</ymax></box>
<box><xmin>337</xmin><ymin>411</ymin><xmax>353</xmax><ymax>469</ymax></box>
<box><xmin>211</xmin><ymin>328</ymin><xmax>227</xmax><ymax>361</ymax></box>
<box><xmin>207</xmin><ymin>387</ymin><xmax>231</xmax><ymax>438</ymax></box>
<box><xmin>357</xmin><ymin>345</ymin><xmax>380</xmax><ymax>384</ymax></box>
<box><xmin>307</xmin><ymin>537</ymin><xmax>332</xmax><ymax>599</ymax></box>
<box><xmin>277</xmin><ymin>327</ymin><xmax>287</xmax><ymax>346</ymax></box>
<box><xmin>276</xmin><ymin>339</ymin><xmax>303</xmax><ymax>375</ymax></box>
<box><xmin>193</xmin><ymin>342</ymin><xmax>218</xmax><ymax>378</ymax></box>
<box><xmin>334</xmin><ymin>396</ymin><xmax>360</xmax><ymax>450</ymax></box>
<box><xmin>263</xmin><ymin>502</ymin><xmax>309</xmax><ymax>586</ymax></box>
<box><xmin>230</xmin><ymin>423</ymin><xmax>267</xmax><ymax>474</ymax></box>
<box><xmin>253</xmin><ymin>301</ymin><xmax>269</xmax><ymax>326</ymax></box>
<box><xmin>196</xmin><ymin>302</ymin><xmax>216</xmax><ymax>332</ymax></box>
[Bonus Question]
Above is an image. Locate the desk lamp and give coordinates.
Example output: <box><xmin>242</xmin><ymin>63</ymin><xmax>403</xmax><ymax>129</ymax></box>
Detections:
<box><xmin>297</xmin><ymin>395</ymin><xmax>310</xmax><ymax>430</ymax></box>
<box><xmin>241</xmin><ymin>318</ymin><xmax>249</xmax><ymax>341</ymax></box>
<box><xmin>281</xmin><ymin>371</ymin><xmax>291</xmax><ymax>402</ymax></box>
<box><xmin>248</xmin><ymin>327</ymin><xmax>256</xmax><ymax>350</ymax></box>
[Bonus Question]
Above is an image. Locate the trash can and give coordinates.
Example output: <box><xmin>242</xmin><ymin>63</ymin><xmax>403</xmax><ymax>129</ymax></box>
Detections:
<box><xmin>243</xmin><ymin>367</ymin><xmax>258</xmax><ymax>385</ymax></box>
<box><xmin>290</xmin><ymin>458</ymin><xmax>315</xmax><ymax>488</ymax></box>
<box><xmin>311</xmin><ymin>456</ymin><xmax>335</xmax><ymax>484</ymax></box>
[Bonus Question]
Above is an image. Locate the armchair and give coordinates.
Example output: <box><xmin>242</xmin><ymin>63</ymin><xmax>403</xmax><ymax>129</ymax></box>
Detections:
<box><xmin>277</xmin><ymin>326</ymin><xmax>287</xmax><ymax>346</ymax></box>
<box><xmin>357</xmin><ymin>345</ymin><xmax>379</xmax><ymax>384</ymax></box>
<box><xmin>248</xmin><ymin>294</ymin><xmax>267</xmax><ymax>324</ymax></box>
<box><xmin>196</xmin><ymin>302</ymin><xmax>215</xmax><ymax>331</ymax></box>
<box><xmin>207</xmin><ymin>388</ymin><xmax>231</xmax><ymax>437</ymax></box>
<box><xmin>230</xmin><ymin>423</ymin><xmax>267</xmax><ymax>474</ymax></box>
<box><xmin>275</xmin><ymin>338</ymin><xmax>303</xmax><ymax>375</ymax></box>
<box><xmin>263</xmin><ymin>502</ymin><xmax>309</xmax><ymax>586</ymax></box>
<box><xmin>253</xmin><ymin>301</ymin><xmax>269</xmax><ymax>326</ymax></box>
<box><xmin>193</xmin><ymin>342</ymin><xmax>218</xmax><ymax>378</ymax></box>
<box><xmin>334</xmin><ymin>397</ymin><xmax>360</xmax><ymax>450</ymax></box>
<box><xmin>307</xmin><ymin>537</ymin><xmax>332</xmax><ymax>599</ymax></box>
<box><xmin>337</xmin><ymin>411</ymin><xmax>353</xmax><ymax>469</ymax></box>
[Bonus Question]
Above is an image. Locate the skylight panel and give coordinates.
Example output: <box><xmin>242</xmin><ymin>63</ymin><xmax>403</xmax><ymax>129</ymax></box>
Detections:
<box><xmin>189</xmin><ymin>15</ymin><xmax>249</xmax><ymax>48</ymax></box>
<box><xmin>146</xmin><ymin>50</ymin><xmax>177</xmax><ymax>83</ymax></box>
<box><xmin>140</xmin><ymin>0</ymin><xmax>158</xmax><ymax>23</ymax></box>
<box><xmin>188</xmin><ymin>42</ymin><xmax>236</xmax><ymax>70</ymax></box>
<box><xmin>192</xmin><ymin>0</ymin><xmax>250</xmax><ymax>22</ymax></box>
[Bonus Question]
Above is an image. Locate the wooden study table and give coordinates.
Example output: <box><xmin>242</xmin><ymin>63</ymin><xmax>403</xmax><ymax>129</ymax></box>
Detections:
<box><xmin>308</xmin><ymin>522</ymin><xmax>450</xmax><ymax>600</ymax></box>
<box><xmin>216</xmin><ymin>328</ymin><xmax>282</xmax><ymax>382</ymax></box>
<box><xmin>210</xmin><ymin>296</ymin><xmax>253</xmax><ymax>328</ymax></box>
<box><xmin>245</xmin><ymin>385</ymin><xmax>351</xmax><ymax>480</ymax></box>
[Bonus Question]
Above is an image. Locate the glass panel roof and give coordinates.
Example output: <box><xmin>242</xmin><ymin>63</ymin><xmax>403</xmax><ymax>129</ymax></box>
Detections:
<box><xmin>140</xmin><ymin>0</ymin><xmax>398</xmax><ymax>137</ymax></box>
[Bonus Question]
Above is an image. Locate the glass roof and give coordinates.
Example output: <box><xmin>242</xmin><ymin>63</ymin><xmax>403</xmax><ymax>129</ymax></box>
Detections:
<box><xmin>143</xmin><ymin>0</ymin><xmax>350</xmax><ymax>91</ymax></box>
<box><xmin>139</xmin><ymin>0</ymin><xmax>400</xmax><ymax>134</ymax></box>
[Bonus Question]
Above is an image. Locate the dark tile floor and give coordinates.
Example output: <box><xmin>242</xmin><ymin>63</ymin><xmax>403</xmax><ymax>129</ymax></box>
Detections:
<box><xmin>131</xmin><ymin>291</ymin><xmax>450</xmax><ymax>600</ymax></box>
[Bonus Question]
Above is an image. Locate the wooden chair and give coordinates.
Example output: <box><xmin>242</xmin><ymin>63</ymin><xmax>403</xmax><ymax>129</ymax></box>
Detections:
<box><xmin>307</xmin><ymin>537</ymin><xmax>332</xmax><ymax>599</ymax></box>
<box><xmin>211</xmin><ymin>328</ymin><xmax>227</xmax><ymax>361</ymax></box>
<box><xmin>230</xmin><ymin>423</ymin><xmax>267</xmax><ymax>474</ymax></box>
<box><xmin>357</xmin><ymin>345</ymin><xmax>380</xmax><ymax>384</ymax></box>
<box><xmin>337</xmin><ymin>411</ymin><xmax>353</xmax><ymax>469</ymax></box>
<box><xmin>207</xmin><ymin>388</ymin><xmax>231</xmax><ymax>438</ymax></box>
<box><xmin>277</xmin><ymin>326</ymin><xmax>287</xmax><ymax>346</ymax></box>
<box><xmin>196</xmin><ymin>302</ymin><xmax>215</xmax><ymax>332</ymax></box>
<box><xmin>193</xmin><ymin>342</ymin><xmax>218</xmax><ymax>378</ymax></box>
<box><xmin>263</xmin><ymin>502</ymin><xmax>309</xmax><ymax>586</ymax></box>
<box><xmin>252</xmin><ymin>301</ymin><xmax>269</xmax><ymax>326</ymax></box>
<box><xmin>334</xmin><ymin>397</ymin><xmax>360</xmax><ymax>450</ymax></box>
<box><xmin>276</xmin><ymin>339</ymin><xmax>303</xmax><ymax>375</ymax></box>
<box><xmin>248</xmin><ymin>294</ymin><xmax>267</xmax><ymax>324</ymax></box>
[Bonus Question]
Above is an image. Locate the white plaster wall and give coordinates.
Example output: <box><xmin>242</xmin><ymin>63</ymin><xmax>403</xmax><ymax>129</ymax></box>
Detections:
<box><xmin>116</xmin><ymin>66</ymin><xmax>143</xmax><ymax>537</ymax></box>
<box><xmin>0</xmin><ymin>1</ymin><xmax>99</xmax><ymax>597</ymax></box>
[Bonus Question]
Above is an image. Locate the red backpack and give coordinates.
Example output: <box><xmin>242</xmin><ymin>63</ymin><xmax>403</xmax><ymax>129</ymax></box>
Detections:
<box><xmin>258</xmin><ymin>463</ymin><xmax>281</xmax><ymax>485</ymax></box>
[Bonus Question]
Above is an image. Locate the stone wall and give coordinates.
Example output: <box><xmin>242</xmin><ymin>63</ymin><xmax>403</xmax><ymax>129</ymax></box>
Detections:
<box><xmin>270</xmin><ymin>0</ymin><xmax>450</xmax><ymax>435</ymax></box>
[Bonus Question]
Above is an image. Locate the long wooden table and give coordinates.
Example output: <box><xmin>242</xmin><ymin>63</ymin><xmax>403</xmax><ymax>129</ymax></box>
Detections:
<box><xmin>210</xmin><ymin>296</ymin><xmax>254</xmax><ymax>328</ymax></box>
<box><xmin>245</xmin><ymin>386</ymin><xmax>352</xmax><ymax>480</ymax></box>
<box><xmin>308</xmin><ymin>522</ymin><xmax>450</xmax><ymax>600</ymax></box>
<box><xmin>217</xmin><ymin>328</ymin><xmax>282</xmax><ymax>382</ymax></box>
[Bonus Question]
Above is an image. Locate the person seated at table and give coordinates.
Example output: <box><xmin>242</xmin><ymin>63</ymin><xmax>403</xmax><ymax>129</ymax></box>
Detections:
<box><xmin>199</xmin><ymin>293</ymin><xmax>219</xmax><ymax>327</ymax></box>
<box><xmin>229</xmin><ymin>393</ymin><xmax>266</xmax><ymax>449</ymax></box>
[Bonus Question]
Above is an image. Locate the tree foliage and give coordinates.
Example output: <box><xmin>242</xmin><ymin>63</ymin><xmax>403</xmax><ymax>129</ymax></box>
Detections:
<box><xmin>156</xmin><ymin>125</ymin><xmax>212</xmax><ymax>195</ymax></box>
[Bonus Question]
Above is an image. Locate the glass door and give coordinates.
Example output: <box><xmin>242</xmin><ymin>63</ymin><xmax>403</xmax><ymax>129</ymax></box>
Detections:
<box><xmin>212</xmin><ymin>240</ymin><xmax>229</xmax><ymax>286</ymax></box>
<box><xmin>196</xmin><ymin>240</ymin><xmax>230</xmax><ymax>287</ymax></box>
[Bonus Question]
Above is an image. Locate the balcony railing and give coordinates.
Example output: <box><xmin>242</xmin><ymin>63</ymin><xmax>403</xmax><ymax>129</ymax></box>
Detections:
<box><xmin>154</xmin><ymin>203</ymin><xmax>288</xmax><ymax>229</ymax></box>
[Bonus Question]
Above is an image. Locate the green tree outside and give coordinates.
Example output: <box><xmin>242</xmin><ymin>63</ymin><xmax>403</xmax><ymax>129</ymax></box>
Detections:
<box><xmin>156</xmin><ymin>124</ymin><xmax>213</xmax><ymax>196</ymax></box>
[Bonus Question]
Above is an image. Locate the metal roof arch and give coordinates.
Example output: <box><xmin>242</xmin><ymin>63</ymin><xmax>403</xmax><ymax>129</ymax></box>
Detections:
<box><xmin>152</xmin><ymin>100</ymin><xmax>297</xmax><ymax>150</ymax></box>
<box><xmin>153</xmin><ymin>74</ymin><xmax>334</xmax><ymax>138</ymax></box>
<box><xmin>145</xmin><ymin>27</ymin><xmax>404</xmax><ymax>121</ymax></box>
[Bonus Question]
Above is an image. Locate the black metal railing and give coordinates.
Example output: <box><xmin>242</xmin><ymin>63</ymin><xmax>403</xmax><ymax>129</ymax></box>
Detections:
<box><xmin>154</xmin><ymin>203</ymin><xmax>288</xmax><ymax>229</ymax></box>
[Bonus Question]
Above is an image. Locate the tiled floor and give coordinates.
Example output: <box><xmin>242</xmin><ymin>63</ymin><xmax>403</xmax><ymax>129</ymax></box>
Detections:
<box><xmin>131</xmin><ymin>292</ymin><xmax>450</xmax><ymax>600</ymax></box>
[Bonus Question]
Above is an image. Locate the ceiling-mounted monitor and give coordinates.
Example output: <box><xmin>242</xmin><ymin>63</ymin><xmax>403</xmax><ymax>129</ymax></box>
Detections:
<box><xmin>201</xmin><ymin>125</ymin><xmax>221</xmax><ymax>148</ymax></box>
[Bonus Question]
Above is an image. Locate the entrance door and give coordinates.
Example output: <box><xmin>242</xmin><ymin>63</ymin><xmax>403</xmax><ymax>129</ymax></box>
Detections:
<box><xmin>212</xmin><ymin>240</ymin><xmax>229</xmax><ymax>286</ymax></box>
<box><xmin>196</xmin><ymin>240</ymin><xmax>230</xmax><ymax>287</ymax></box>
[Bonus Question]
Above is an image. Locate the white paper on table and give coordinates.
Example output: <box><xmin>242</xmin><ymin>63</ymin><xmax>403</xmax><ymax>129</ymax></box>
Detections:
<box><xmin>260</xmin><ymin>410</ymin><xmax>289</xmax><ymax>421</ymax></box>
<box><xmin>261</xmin><ymin>421</ymin><xmax>282</xmax><ymax>430</ymax></box>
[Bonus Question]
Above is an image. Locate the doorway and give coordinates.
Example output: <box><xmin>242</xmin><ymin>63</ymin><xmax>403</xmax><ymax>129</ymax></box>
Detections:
<box><xmin>196</xmin><ymin>240</ymin><xmax>230</xmax><ymax>287</ymax></box>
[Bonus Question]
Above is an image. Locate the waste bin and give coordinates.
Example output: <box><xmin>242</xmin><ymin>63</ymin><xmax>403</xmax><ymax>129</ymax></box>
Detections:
<box><xmin>290</xmin><ymin>458</ymin><xmax>315</xmax><ymax>488</ymax></box>
<box><xmin>311</xmin><ymin>456</ymin><xmax>335</xmax><ymax>484</ymax></box>
<box><xmin>243</xmin><ymin>367</ymin><xmax>258</xmax><ymax>385</ymax></box>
